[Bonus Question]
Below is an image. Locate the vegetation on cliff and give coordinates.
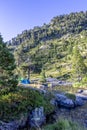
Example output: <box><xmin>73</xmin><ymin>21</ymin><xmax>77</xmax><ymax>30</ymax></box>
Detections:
<box><xmin>7</xmin><ymin>11</ymin><xmax>87</xmax><ymax>84</ymax></box>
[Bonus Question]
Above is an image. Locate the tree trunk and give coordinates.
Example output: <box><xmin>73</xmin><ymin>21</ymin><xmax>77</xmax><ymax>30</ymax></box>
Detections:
<box><xmin>28</xmin><ymin>68</ymin><xmax>30</xmax><ymax>79</ymax></box>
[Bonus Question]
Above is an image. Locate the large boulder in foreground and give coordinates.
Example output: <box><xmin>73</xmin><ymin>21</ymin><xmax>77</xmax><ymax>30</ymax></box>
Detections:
<box><xmin>28</xmin><ymin>107</ymin><xmax>46</xmax><ymax>128</ymax></box>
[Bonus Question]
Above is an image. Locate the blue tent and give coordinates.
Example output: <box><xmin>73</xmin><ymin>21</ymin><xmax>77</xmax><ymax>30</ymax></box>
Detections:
<box><xmin>21</xmin><ymin>79</ymin><xmax>30</xmax><ymax>84</ymax></box>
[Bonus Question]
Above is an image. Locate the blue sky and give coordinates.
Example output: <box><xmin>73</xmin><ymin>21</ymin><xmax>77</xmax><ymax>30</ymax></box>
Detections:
<box><xmin>0</xmin><ymin>0</ymin><xmax>87</xmax><ymax>41</ymax></box>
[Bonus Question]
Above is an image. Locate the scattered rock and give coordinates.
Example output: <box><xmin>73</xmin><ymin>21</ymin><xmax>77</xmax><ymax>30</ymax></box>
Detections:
<box><xmin>59</xmin><ymin>99</ymin><xmax>74</xmax><ymax>108</ymax></box>
<box><xmin>77</xmin><ymin>89</ymin><xmax>87</xmax><ymax>96</ymax></box>
<box><xmin>0</xmin><ymin>107</ymin><xmax>46</xmax><ymax>130</ymax></box>
<box><xmin>0</xmin><ymin>121</ymin><xmax>17</xmax><ymax>130</ymax></box>
<box><xmin>82</xmin><ymin>90</ymin><xmax>87</xmax><ymax>95</ymax></box>
<box><xmin>0</xmin><ymin>114</ymin><xmax>28</xmax><ymax>130</ymax></box>
<box><xmin>28</xmin><ymin>107</ymin><xmax>46</xmax><ymax>128</ymax></box>
<box><xmin>55</xmin><ymin>94</ymin><xmax>74</xmax><ymax>108</ymax></box>
<box><xmin>54</xmin><ymin>93</ymin><xmax>84</xmax><ymax>108</ymax></box>
<box><xmin>74</xmin><ymin>96</ymin><xmax>84</xmax><ymax>106</ymax></box>
<box><xmin>77</xmin><ymin>89</ymin><xmax>83</xmax><ymax>93</ymax></box>
<box><xmin>46</xmin><ymin>77</ymin><xmax>72</xmax><ymax>87</ymax></box>
<box><xmin>76</xmin><ymin>93</ymin><xmax>87</xmax><ymax>100</ymax></box>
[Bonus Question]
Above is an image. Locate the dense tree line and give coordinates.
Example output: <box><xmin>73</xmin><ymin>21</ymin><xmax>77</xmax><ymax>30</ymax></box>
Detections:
<box><xmin>0</xmin><ymin>35</ymin><xmax>18</xmax><ymax>91</ymax></box>
<box><xmin>7</xmin><ymin>11</ymin><xmax>87</xmax><ymax>48</ymax></box>
<box><xmin>6</xmin><ymin>11</ymin><xmax>87</xmax><ymax>82</ymax></box>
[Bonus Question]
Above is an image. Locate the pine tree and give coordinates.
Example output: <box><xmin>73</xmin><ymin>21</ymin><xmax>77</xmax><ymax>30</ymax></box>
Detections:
<box><xmin>72</xmin><ymin>46</ymin><xmax>87</xmax><ymax>82</ymax></box>
<box><xmin>0</xmin><ymin>35</ymin><xmax>18</xmax><ymax>90</ymax></box>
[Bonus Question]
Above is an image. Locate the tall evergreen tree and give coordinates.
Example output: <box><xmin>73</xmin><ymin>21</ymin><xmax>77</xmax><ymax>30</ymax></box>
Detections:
<box><xmin>0</xmin><ymin>35</ymin><xmax>18</xmax><ymax>90</ymax></box>
<box><xmin>72</xmin><ymin>46</ymin><xmax>87</xmax><ymax>82</ymax></box>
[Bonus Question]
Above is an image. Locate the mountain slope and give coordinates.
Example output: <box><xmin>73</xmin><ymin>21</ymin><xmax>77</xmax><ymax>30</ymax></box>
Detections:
<box><xmin>7</xmin><ymin>11</ymin><xmax>87</xmax><ymax>81</ymax></box>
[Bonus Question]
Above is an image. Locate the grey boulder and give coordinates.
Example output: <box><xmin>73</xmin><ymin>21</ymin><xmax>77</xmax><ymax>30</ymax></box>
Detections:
<box><xmin>0</xmin><ymin>121</ymin><xmax>18</xmax><ymax>130</ymax></box>
<box><xmin>28</xmin><ymin>107</ymin><xmax>46</xmax><ymax>128</ymax></box>
<box><xmin>0</xmin><ymin>114</ymin><xmax>28</xmax><ymax>130</ymax></box>
<box><xmin>59</xmin><ymin>99</ymin><xmax>74</xmax><ymax>108</ymax></box>
<box><xmin>54</xmin><ymin>93</ymin><xmax>84</xmax><ymax>108</ymax></box>
<box><xmin>74</xmin><ymin>96</ymin><xmax>84</xmax><ymax>106</ymax></box>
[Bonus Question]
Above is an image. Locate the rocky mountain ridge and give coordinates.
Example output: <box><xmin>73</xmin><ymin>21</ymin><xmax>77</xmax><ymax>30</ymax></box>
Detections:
<box><xmin>7</xmin><ymin>11</ymin><xmax>87</xmax><ymax>47</ymax></box>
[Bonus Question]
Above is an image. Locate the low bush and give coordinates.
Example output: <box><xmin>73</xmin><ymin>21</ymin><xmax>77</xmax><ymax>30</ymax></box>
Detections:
<box><xmin>44</xmin><ymin>119</ymin><xmax>86</xmax><ymax>130</ymax></box>
<box><xmin>0</xmin><ymin>87</ymin><xmax>54</xmax><ymax>121</ymax></box>
<box><xmin>65</xmin><ymin>93</ymin><xmax>76</xmax><ymax>100</ymax></box>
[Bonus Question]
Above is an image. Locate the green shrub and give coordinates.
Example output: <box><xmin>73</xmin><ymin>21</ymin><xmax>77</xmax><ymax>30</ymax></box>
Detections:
<box><xmin>65</xmin><ymin>93</ymin><xmax>76</xmax><ymax>100</ymax></box>
<box><xmin>43</xmin><ymin>92</ymin><xmax>55</xmax><ymax>114</ymax></box>
<box><xmin>44</xmin><ymin>119</ymin><xmax>86</xmax><ymax>130</ymax></box>
<box><xmin>0</xmin><ymin>88</ymin><xmax>54</xmax><ymax>121</ymax></box>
